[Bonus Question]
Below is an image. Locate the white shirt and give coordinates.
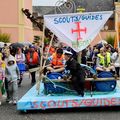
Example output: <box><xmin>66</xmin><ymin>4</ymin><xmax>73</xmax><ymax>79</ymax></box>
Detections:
<box><xmin>111</xmin><ymin>52</ymin><xmax>120</xmax><ymax>67</ymax></box>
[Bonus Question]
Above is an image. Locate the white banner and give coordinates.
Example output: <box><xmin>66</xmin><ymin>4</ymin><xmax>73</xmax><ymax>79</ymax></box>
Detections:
<box><xmin>44</xmin><ymin>11</ymin><xmax>113</xmax><ymax>52</ymax></box>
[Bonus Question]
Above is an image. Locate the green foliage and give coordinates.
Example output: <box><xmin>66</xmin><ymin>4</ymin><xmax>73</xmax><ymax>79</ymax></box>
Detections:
<box><xmin>105</xmin><ymin>35</ymin><xmax>115</xmax><ymax>47</ymax></box>
<box><xmin>0</xmin><ymin>33</ymin><xmax>11</xmax><ymax>43</ymax></box>
<box><xmin>44</xmin><ymin>38</ymin><xmax>50</xmax><ymax>44</ymax></box>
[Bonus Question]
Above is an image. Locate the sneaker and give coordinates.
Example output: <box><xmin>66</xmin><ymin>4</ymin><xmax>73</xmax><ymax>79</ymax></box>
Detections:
<box><xmin>81</xmin><ymin>92</ymin><xmax>84</xmax><ymax>97</ymax></box>
<box><xmin>18</xmin><ymin>80</ymin><xmax>22</xmax><ymax>87</ymax></box>
<box><xmin>114</xmin><ymin>74</ymin><xmax>118</xmax><ymax>79</ymax></box>
<box><xmin>8</xmin><ymin>100</ymin><xmax>13</xmax><ymax>104</ymax></box>
<box><xmin>78</xmin><ymin>91</ymin><xmax>84</xmax><ymax>97</ymax></box>
<box><xmin>6</xmin><ymin>98</ymin><xmax>10</xmax><ymax>103</ymax></box>
<box><xmin>13</xmin><ymin>100</ymin><xmax>17</xmax><ymax>105</ymax></box>
<box><xmin>18</xmin><ymin>84</ymin><xmax>21</xmax><ymax>87</ymax></box>
<box><xmin>31</xmin><ymin>82</ymin><xmax>36</xmax><ymax>86</ymax></box>
<box><xmin>2</xmin><ymin>95</ymin><xmax>7</xmax><ymax>99</ymax></box>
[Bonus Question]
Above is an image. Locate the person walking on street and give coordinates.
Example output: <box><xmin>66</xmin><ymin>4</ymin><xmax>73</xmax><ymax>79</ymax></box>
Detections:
<box><xmin>26</xmin><ymin>45</ymin><xmax>39</xmax><ymax>85</ymax></box>
<box><xmin>4</xmin><ymin>48</ymin><xmax>16</xmax><ymax>102</ymax></box>
<box><xmin>15</xmin><ymin>47</ymin><xmax>26</xmax><ymax>87</ymax></box>
<box><xmin>5</xmin><ymin>57</ymin><xmax>20</xmax><ymax>105</ymax></box>
<box><xmin>0</xmin><ymin>60</ymin><xmax>5</xmax><ymax>105</ymax></box>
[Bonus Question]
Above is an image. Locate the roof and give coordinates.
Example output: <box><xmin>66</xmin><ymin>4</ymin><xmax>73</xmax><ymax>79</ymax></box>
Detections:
<box><xmin>74</xmin><ymin>0</ymin><xmax>114</xmax><ymax>12</ymax></box>
<box><xmin>33</xmin><ymin>6</ymin><xmax>55</xmax><ymax>16</ymax></box>
<box><xmin>33</xmin><ymin>0</ymin><xmax>115</xmax><ymax>15</ymax></box>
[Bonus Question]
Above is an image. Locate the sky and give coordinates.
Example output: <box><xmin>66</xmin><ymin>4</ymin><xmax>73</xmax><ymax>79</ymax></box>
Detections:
<box><xmin>32</xmin><ymin>0</ymin><xmax>66</xmax><ymax>6</ymax></box>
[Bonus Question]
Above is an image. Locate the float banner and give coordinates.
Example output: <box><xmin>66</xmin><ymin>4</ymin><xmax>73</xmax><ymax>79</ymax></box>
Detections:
<box><xmin>44</xmin><ymin>11</ymin><xmax>113</xmax><ymax>52</ymax></box>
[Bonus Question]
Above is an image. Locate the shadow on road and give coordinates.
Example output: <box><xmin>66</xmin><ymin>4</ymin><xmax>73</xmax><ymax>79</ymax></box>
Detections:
<box><xmin>18</xmin><ymin>106</ymin><xmax>120</xmax><ymax>114</ymax></box>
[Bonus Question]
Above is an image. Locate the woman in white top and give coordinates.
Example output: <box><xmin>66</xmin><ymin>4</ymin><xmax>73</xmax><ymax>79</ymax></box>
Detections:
<box><xmin>15</xmin><ymin>48</ymin><xmax>25</xmax><ymax>64</ymax></box>
<box><xmin>111</xmin><ymin>48</ymin><xmax>120</xmax><ymax>77</ymax></box>
<box><xmin>15</xmin><ymin>48</ymin><xmax>26</xmax><ymax>87</ymax></box>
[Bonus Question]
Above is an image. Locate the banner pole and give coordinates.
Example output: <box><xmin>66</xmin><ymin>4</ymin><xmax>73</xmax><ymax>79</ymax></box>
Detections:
<box><xmin>98</xmin><ymin>33</ymin><xmax>102</xmax><ymax>41</ymax></box>
<box><xmin>98</xmin><ymin>32</ymin><xmax>105</xmax><ymax>47</ymax></box>
<box><xmin>36</xmin><ymin>24</ymin><xmax>45</xmax><ymax>95</ymax></box>
<box><xmin>43</xmin><ymin>34</ymin><xmax>54</xmax><ymax>68</ymax></box>
<box><xmin>115</xmin><ymin>11</ymin><xmax>119</xmax><ymax>48</ymax></box>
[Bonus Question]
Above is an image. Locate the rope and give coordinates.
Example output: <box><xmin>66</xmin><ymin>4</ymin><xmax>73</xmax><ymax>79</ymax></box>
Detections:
<box><xmin>44</xmin><ymin>76</ymin><xmax>75</xmax><ymax>92</ymax></box>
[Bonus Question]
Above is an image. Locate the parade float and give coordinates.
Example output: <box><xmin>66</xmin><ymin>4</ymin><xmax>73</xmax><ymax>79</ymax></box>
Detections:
<box><xmin>17</xmin><ymin>1</ymin><xmax>120</xmax><ymax>111</ymax></box>
<box><xmin>16</xmin><ymin>10</ymin><xmax>120</xmax><ymax>111</ymax></box>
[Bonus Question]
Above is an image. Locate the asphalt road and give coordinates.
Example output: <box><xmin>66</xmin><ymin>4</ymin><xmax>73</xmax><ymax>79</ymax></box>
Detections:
<box><xmin>0</xmin><ymin>73</ymin><xmax>120</xmax><ymax>120</ymax></box>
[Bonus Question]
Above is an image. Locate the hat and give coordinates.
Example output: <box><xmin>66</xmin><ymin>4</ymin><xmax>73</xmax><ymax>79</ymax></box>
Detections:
<box><xmin>29</xmin><ymin>45</ymin><xmax>35</xmax><ymax>48</ymax></box>
<box><xmin>8</xmin><ymin>56</ymin><xmax>16</xmax><ymax>63</ymax></box>
<box><xmin>64</xmin><ymin>50</ymin><xmax>73</xmax><ymax>55</ymax></box>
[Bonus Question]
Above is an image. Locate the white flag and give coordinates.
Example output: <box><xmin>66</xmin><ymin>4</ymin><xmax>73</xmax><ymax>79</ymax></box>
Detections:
<box><xmin>44</xmin><ymin>11</ymin><xmax>113</xmax><ymax>52</ymax></box>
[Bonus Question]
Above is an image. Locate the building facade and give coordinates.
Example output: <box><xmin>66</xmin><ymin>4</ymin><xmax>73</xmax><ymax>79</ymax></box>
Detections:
<box><xmin>0</xmin><ymin>0</ymin><xmax>33</xmax><ymax>43</ymax></box>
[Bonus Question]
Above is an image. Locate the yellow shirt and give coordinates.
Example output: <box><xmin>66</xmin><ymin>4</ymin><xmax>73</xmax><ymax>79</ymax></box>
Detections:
<box><xmin>2</xmin><ymin>61</ymin><xmax>6</xmax><ymax>70</ymax></box>
<box><xmin>0</xmin><ymin>53</ymin><xmax>2</xmax><ymax>60</ymax></box>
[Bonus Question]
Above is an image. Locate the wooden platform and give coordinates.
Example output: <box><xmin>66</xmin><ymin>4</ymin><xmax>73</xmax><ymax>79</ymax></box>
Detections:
<box><xmin>17</xmin><ymin>81</ymin><xmax>120</xmax><ymax>111</ymax></box>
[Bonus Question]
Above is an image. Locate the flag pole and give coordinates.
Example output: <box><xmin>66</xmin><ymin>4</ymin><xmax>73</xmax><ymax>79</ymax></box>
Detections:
<box><xmin>115</xmin><ymin>12</ymin><xmax>119</xmax><ymax>49</ymax></box>
<box><xmin>43</xmin><ymin>34</ymin><xmax>54</xmax><ymax>68</ymax></box>
<box><xmin>36</xmin><ymin>24</ymin><xmax>45</xmax><ymax>95</ymax></box>
<box><xmin>98</xmin><ymin>32</ymin><xmax>102</xmax><ymax>40</ymax></box>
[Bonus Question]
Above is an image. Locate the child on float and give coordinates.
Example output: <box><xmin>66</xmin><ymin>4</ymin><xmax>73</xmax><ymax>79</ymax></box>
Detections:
<box><xmin>5</xmin><ymin>57</ymin><xmax>20</xmax><ymax>105</ymax></box>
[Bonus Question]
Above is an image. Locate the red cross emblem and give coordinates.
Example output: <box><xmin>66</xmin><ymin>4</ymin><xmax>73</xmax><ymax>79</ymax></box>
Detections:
<box><xmin>71</xmin><ymin>22</ymin><xmax>87</xmax><ymax>41</ymax></box>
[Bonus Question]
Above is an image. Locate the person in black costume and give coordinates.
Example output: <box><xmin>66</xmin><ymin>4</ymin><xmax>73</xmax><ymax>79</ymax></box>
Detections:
<box><xmin>64</xmin><ymin>50</ymin><xmax>85</xmax><ymax>97</ymax></box>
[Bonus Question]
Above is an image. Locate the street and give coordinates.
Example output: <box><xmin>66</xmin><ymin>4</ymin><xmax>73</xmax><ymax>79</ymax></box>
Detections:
<box><xmin>0</xmin><ymin>73</ymin><xmax>120</xmax><ymax>120</ymax></box>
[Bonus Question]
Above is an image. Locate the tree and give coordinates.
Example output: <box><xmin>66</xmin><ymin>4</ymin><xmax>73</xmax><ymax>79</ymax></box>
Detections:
<box><xmin>105</xmin><ymin>35</ymin><xmax>115</xmax><ymax>47</ymax></box>
<box><xmin>0</xmin><ymin>32</ymin><xmax>11</xmax><ymax>43</ymax></box>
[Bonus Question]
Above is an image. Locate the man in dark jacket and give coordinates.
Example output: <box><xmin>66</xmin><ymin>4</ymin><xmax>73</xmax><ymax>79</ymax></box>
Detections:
<box><xmin>64</xmin><ymin>50</ymin><xmax>85</xmax><ymax>97</ymax></box>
